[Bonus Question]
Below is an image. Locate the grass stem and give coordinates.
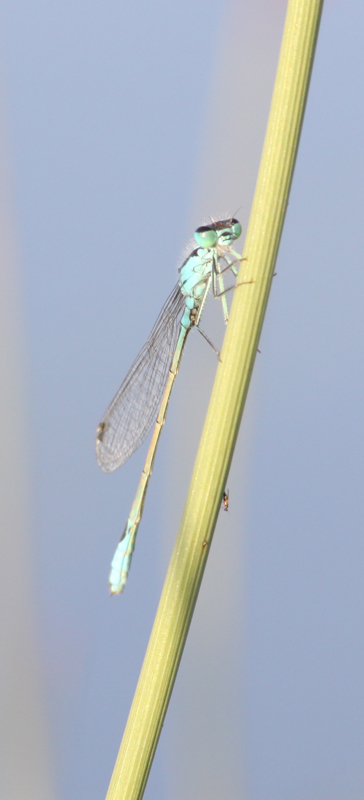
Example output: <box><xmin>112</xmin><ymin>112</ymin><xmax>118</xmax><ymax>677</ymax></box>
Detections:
<box><xmin>105</xmin><ymin>2</ymin><xmax>324</xmax><ymax>797</ymax></box>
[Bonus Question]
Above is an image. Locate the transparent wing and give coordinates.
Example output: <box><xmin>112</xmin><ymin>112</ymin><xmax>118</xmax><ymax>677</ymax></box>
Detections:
<box><xmin>96</xmin><ymin>283</ymin><xmax>186</xmax><ymax>473</ymax></box>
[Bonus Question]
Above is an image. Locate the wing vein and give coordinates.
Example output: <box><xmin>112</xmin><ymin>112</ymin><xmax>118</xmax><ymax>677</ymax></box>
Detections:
<box><xmin>96</xmin><ymin>283</ymin><xmax>185</xmax><ymax>472</ymax></box>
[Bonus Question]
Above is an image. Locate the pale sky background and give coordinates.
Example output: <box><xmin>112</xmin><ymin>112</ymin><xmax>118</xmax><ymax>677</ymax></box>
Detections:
<box><xmin>0</xmin><ymin>1</ymin><xmax>364</xmax><ymax>799</ymax></box>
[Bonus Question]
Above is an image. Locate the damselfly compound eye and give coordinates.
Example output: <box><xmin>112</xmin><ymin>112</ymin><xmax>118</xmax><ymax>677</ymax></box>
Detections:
<box><xmin>194</xmin><ymin>226</ymin><xmax>218</xmax><ymax>249</ymax></box>
<box><xmin>231</xmin><ymin>220</ymin><xmax>242</xmax><ymax>239</ymax></box>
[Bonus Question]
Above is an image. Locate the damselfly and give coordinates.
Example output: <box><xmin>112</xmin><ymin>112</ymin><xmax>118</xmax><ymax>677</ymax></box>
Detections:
<box><xmin>96</xmin><ymin>218</ymin><xmax>244</xmax><ymax>593</ymax></box>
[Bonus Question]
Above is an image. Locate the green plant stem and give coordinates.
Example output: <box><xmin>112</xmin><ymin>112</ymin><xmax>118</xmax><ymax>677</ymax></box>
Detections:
<box><xmin>105</xmin><ymin>1</ymin><xmax>324</xmax><ymax>798</ymax></box>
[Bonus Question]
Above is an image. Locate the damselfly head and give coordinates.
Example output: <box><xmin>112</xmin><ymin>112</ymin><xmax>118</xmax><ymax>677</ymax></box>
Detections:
<box><xmin>194</xmin><ymin>218</ymin><xmax>241</xmax><ymax>249</ymax></box>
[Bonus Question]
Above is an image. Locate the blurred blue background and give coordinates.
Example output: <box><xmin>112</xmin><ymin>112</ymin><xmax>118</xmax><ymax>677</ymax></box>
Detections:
<box><xmin>0</xmin><ymin>1</ymin><xmax>363</xmax><ymax>798</ymax></box>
